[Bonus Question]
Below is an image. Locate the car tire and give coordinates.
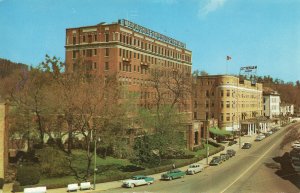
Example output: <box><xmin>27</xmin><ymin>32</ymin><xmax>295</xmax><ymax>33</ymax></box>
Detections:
<box><xmin>130</xmin><ymin>184</ymin><xmax>135</xmax><ymax>188</ymax></box>
<box><xmin>170</xmin><ymin>177</ymin><xmax>173</xmax><ymax>180</ymax></box>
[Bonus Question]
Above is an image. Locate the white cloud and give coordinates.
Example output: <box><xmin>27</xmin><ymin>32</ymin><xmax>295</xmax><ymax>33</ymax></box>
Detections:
<box><xmin>198</xmin><ymin>0</ymin><xmax>227</xmax><ymax>17</ymax></box>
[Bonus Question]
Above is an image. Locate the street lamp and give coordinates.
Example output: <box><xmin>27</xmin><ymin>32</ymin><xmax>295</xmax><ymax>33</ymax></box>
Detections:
<box><xmin>93</xmin><ymin>134</ymin><xmax>100</xmax><ymax>190</ymax></box>
<box><xmin>206</xmin><ymin>124</ymin><xmax>209</xmax><ymax>165</ymax></box>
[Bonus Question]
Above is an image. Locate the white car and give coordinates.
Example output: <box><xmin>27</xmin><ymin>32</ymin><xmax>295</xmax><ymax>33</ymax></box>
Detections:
<box><xmin>292</xmin><ymin>141</ymin><xmax>300</xmax><ymax>149</ymax></box>
<box><xmin>255</xmin><ymin>134</ymin><xmax>265</xmax><ymax>141</ymax></box>
<box><xmin>186</xmin><ymin>164</ymin><xmax>204</xmax><ymax>175</ymax></box>
<box><xmin>122</xmin><ymin>175</ymin><xmax>154</xmax><ymax>188</ymax></box>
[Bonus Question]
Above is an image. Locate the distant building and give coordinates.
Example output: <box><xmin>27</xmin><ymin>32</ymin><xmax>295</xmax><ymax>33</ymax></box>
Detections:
<box><xmin>263</xmin><ymin>88</ymin><xmax>281</xmax><ymax>119</ymax></box>
<box><xmin>193</xmin><ymin>75</ymin><xmax>266</xmax><ymax>136</ymax></box>
<box><xmin>280</xmin><ymin>103</ymin><xmax>294</xmax><ymax>116</ymax></box>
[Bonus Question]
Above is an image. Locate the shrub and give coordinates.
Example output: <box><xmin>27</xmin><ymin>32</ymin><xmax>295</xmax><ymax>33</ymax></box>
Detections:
<box><xmin>36</xmin><ymin>147</ymin><xmax>70</xmax><ymax>177</ymax></box>
<box><xmin>0</xmin><ymin>178</ymin><xmax>4</xmax><ymax>189</ymax></box>
<box><xmin>16</xmin><ymin>165</ymin><xmax>40</xmax><ymax>186</ymax></box>
<box><xmin>12</xmin><ymin>181</ymin><xmax>22</xmax><ymax>192</ymax></box>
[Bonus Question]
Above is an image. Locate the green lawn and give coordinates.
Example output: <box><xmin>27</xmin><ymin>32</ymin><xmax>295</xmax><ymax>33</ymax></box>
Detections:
<box><xmin>26</xmin><ymin>145</ymin><xmax>222</xmax><ymax>189</ymax></box>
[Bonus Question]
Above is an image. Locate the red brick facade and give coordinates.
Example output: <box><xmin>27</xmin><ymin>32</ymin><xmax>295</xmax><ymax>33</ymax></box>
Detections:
<box><xmin>65</xmin><ymin>19</ymin><xmax>200</xmax><ymax>149</ymax></box>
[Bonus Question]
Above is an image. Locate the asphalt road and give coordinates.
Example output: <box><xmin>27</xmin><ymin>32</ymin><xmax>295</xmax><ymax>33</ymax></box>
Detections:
<box><xmin>101</xmin><ymin>124</ymin><xmax>300</xmax><ymax>193</ymax></box>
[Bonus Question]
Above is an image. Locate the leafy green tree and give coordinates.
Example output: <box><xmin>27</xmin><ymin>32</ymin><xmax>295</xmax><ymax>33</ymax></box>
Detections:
<box><xmin>133</xmin><ymin>105</ymin><xmax>186</xmax><ymax>165</ymax></box>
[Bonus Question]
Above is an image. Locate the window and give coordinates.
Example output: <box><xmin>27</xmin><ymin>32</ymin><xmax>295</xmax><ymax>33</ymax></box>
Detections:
<box><xmin>93</xmin><ymin>62</ymin><xmax>97</xmax><ymax>69</ymax></box>
<box><xmin>226</xmin><ymin>101</ymin><xmax>230</xmax><ymax>108</ymax></box>
<box><xmin>194</xmin><ymin>112</ymin><xmax>197</xmax><ymax>119</ymax></box>
<box><xmin>227</xmin><ymin>90</ymin><xmax>230</xmax><ymax>97</ymax></box>
<box><xmin>94</xmin><ymin>34</ymin><xmax>97</xmax><ymax>41</ymax></box>
<box><xmin>105</xmin><ymin>33</ymin><xmax>109</xmax><ymax>42</ymax></box>
<box><xmin>220</xmin><ymin>113</ymin><xmax>224</xmax><ymax>121</ymax></box>
<box><xmin>221</xmin><ymin>101</ymin><xmax>224</xmax><ymax>108</ymax></box>
<box><xmin>86</xmin><ymin>49</ymin><xmax>92</xmax><ymax>57</ymax></box>
<box><xmin>94</xmin><ymin>49</ymin><xmax>97</xmax><ymax>56</ymax></box>
<box><xmin>119</xmin><ymin>48</ymin><xmax>122</xmax><ymax>57</ymax></box>
<box><xmin>72</xmin><ymin>50</ymin><xmax>76</xmax><ymax>59</ymax></box>
<box><xmin>105</xmin><ymin>62</ymin><xmax>109</xmax><ymax>70</ymax></box>
<box><xmin>72</xmin><ymin>36</ymin><xmax>76</xmax><ymax>44</ymax></box>
<box><xmin>221</xmin><ymin>90</ymin><xmax>224</xmax><ymax>97</ymax></box>
<box><xmin>206</xmin><ymin>90</ymin><xmax>209</xmax><ymax>97</ymax></box>
<box><xmin>105</xmin><ymin>48</ymin><xmax>109</xmax><ymax>56</ymax></box>
<box><xmin>88</xmin><ymin>35</ymin><xmax>92</xmax><ymax>43</ymax></box>
<box><xmin>226</xmin><ymin>113</ymin><xmax>230</xmax><ymax>121</ymax></box>
<box><xmin>82</xmin><ymin>35</ymin><xmax>86</xmax><ymax>42</ymax></box>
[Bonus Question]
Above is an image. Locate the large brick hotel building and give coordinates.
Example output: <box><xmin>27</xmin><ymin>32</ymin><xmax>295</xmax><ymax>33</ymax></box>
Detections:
<box><xmin>65</xmin><ymin>19</ymin><xmax>201</xmax><ymax>149</ymax></box>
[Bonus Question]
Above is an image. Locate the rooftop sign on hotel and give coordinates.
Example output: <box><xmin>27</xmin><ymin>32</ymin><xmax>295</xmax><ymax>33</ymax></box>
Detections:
<box><xmin>118</xmin><ymin>19</ymin><xmax>186</xmax><ymax>49</ymax></box>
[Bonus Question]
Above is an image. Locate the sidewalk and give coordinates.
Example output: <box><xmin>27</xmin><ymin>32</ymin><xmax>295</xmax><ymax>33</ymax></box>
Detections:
<box><xmin>4</xmin><ymin>135</ymin><xmax>257</xmax><ymax>193</ymax></box>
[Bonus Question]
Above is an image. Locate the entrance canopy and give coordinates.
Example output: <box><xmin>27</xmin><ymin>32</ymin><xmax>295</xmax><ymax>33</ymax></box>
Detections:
<box><xmin>209</xmin><ymin>127</ymin><xmax>233</xmax><ymax>136</ymax></box>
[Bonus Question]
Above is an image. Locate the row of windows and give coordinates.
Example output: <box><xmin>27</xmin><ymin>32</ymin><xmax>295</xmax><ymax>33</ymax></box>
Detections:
<box><xmin>69</xmin><ymin>31</ymin><xmax>191</xmax><ymax>62</ymax></box>
<box><xmin>72</xmin><ymin>48</ymin><xmax>110</xmax><ymax>59</ymax></box>
<box><xmin>119</xmin><ymin>32</ymin><xmax>191</xmax><ymax>62</ymax></box>
<box><xmin>119</xmin><ymin>48</ymin><xmax>191</xmax><ymax>72</ymax></box>
<box><xmin>73</xmin><ymin>62</ymin><xmax>109</xmax><ymax>71</ymax></box>
<box><xmin>194</xmin><ymin>111</ymin><xmax>261</xmax><ymax>122</ymax></box>
<box><xmin>203</xmin><ymin>89</ymin><xmax>260</xmax><ymax>98</ymax></box>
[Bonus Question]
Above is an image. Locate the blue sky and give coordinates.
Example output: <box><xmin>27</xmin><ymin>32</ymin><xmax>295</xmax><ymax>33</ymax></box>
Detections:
<box><xmin>1</xmin><ymin>0</ymin><xmax>300</xmax><ymax>82</ymax></box>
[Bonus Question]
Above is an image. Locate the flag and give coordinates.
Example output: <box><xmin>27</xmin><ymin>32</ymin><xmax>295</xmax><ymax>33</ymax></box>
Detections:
<box><xmin>226</xmin><ymin>56</ymin><xmax>232</xmax><ymax>60</ymax></box>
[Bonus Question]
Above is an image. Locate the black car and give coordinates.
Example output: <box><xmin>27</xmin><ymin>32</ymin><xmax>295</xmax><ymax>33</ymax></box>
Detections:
<box><xmin>227</xmin><ymin>149</ymin><xmax>236</xmax><ymax>157</ymax></box>
<box><xmin>242</xmin><ymin>142</ymin><xmax>252</xmax><ymax>149</ymax></box>
<box><xmin>228</xmin><ymin>140</ymin><xmax>238</xmax><ymax>146</ymax></box>
<box><xmin>220</xmin><ymin>153</ymin><xmax>230</xmax><ymax>161</ymax></box>
<box><xmin>209</xmin><ymin>156</ymin><xmax>222</xmax><ymax>166</ymax></box>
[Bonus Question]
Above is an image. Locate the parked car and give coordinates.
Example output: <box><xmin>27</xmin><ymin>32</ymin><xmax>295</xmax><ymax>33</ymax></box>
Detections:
<box><xmin>268</xmin><ymin>131</ymin><xmax>273</xmax><ymax>135</ymax></box>
<box><xmin>255</xmin><ymin>134</ymin><xmax>265</xmax><ymax>141</ymax></box>
<box><xmin>242</xmin><ymin>142</ymin><xmax>252</xmax><ymax>149</ymax></box>
<box><xmin>220</xmin><ymin>153</ymin><xmax>230</xmax><ymax>161</ymax></box>
<box><xmin>291</xmin><ymin>160</ymin><xmax>300</xmax><ymax>171</ymax></box>
<box><xmin>209</xmin><ymin>156</ymin><xmax>222</xmax><ymax>166</ymax></box>
<box><xmin>186</xmin><ymin>164</ymin><xmax>204</xmax><ymax>175</ymax></box>
<box><xmin>228</xmin><ymin>140</ymin><xmax>238</xmax><ymax>146</ymax></box>
<box><xmin>292</xmin><ymin>141</ymin><xmax>300</xmax><ymax>149</ymax></box>
<box><xmin>161</xmin><ymin>169</ymin><xmax>185</xmax><ymax>180</ymax></box>
<box><xmin>290</xmin><ymin>149</ymin><xmax>300</xmax><ymax>161</ymax></box>
<box><xmin>227</xmin><ymin>149</ymin><xmax>236</xmax><ymax>157</ymax></box>
<box><xmin>122</xmin><ymin>175</ymin><xmax>154</xmax><ymax>188</ymax></box>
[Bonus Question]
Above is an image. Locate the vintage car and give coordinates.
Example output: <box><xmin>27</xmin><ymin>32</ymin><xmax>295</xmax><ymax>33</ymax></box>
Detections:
<box><xmin>122</xmin><ymin>175</ymin><xmax>154</xmax><ymax>188</ymax></box>
<box><xmin>227</xmin><ymin>149</ymin><xmax>236</xmax><ymax>157</ymax></box>
<box><xmin>186</xmin><ymin>164</ymin><xmax>204</xmax><ymax>175</ymax></box>
<box><xmin>242</xmin><ymin>142</ymin><xmax>252</xmax><ymax>149</ymax></box>
<box><xmin>161</xmin><ymin>169</ymin><xmax>185</xmax><ymax>180</ymax></box>
<box><xmin>209</xmin><ymin>156</ymin><xmax>222</xmax><ymax>166</ymax></box>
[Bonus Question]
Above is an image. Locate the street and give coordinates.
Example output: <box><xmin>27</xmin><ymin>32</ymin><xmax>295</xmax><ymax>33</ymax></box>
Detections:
<box><xmin>101</xmin><ymin>124</ymin><xmax>300</xmax><ymax>193</ymax></box>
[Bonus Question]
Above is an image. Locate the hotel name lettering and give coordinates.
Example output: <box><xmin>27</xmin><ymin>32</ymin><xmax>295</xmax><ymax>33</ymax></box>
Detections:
<box><xmin>118</xmin><ymin>19</ymin><xmax>186</xmax><ymax>49</ymax></box>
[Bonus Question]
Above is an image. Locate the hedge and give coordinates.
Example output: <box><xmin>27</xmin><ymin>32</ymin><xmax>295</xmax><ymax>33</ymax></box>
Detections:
<box><xmin>15</xmin><ymin>144</ymin><xmax>225</xmax><ymax>190</ymax></box>
<box><xmin>16</xmin><ymin>165</ymin><xmax>41</xmax><ymax>186</ymax></box>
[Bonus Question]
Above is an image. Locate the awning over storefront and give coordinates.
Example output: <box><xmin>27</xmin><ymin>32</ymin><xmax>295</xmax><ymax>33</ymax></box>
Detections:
<box><xmin>209</xmin><ymin>127</ymin><xmax>233</xmax><ymax>136</ymax></box>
